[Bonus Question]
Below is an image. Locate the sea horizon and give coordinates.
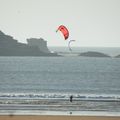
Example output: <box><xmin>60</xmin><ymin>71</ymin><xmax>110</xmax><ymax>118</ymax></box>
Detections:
<box><xmin>49</xmin><ymin>46</ymin><xmax>120</xmax><ymax>57</ymax></box>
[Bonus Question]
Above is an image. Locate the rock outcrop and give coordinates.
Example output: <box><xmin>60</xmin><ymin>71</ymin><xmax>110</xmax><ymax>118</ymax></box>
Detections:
<box><xmin>27</xmin><ymin>38</ymin><xmax>50</xmax><ymax>53</ymax></box>
<box><xmin>79</xmin><ymin>51</ymin><xmax>111</xmax><ymax>58</ymax></box>
<box><xmin>115</xmin><ymin>54</ymin><xmax>120</xmax><ymax>58</ymax></box>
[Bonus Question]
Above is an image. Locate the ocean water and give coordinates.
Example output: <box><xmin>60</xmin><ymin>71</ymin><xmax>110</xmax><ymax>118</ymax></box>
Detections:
<box><xmin>0</xmin><ymin>47</ymin><xmax>120</xmax><ymax>113</ymax></box>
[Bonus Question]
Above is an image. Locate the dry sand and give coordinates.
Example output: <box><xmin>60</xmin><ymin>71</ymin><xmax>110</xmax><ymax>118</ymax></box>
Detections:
<box><xmin>0</xmin><ymin>115</ymin><xmax>120</xmax><ymax>120</ymax></box>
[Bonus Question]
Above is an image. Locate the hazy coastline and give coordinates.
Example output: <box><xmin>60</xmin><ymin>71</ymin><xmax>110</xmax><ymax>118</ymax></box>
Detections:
<box><xmin>1</xmin><ymin>30</ymin><xmax>120</xmax><ymax>57</ymax></box>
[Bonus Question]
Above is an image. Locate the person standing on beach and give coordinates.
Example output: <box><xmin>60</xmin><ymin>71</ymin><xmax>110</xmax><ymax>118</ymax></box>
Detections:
<box><xmin>70</xmin><ymin>95</ymin><xmax>73</xmax><ymax>102</ymax></box>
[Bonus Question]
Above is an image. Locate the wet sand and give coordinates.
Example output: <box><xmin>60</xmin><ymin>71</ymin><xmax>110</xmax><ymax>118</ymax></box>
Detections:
<box><xmin>0</xmin><ymin>115</ymin><xmax>120</xmax><ymax>120</ymax></box>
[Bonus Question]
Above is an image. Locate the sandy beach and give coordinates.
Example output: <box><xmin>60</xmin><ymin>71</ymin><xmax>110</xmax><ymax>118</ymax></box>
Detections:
<box><xmin>0</xmin><ymin>115</ymin><xmax>120</xmax><ymax>120</ymax></box>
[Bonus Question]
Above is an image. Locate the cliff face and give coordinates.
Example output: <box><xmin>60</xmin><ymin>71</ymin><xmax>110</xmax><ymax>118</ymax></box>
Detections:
<box><xmin>0</xmin><ymin>30</ymin><xmax>57</xmax><ymax>56</ymax></box>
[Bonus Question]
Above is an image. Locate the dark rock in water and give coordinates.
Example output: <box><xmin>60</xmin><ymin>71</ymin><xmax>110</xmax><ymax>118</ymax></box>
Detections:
<box><xmin>115</xmin><ymin>54</ymin><xmax>120</xmax><ymax>58</ymax></box>
<box><xmin>0</xmin><ymin>30</ymin><xmax>59</xmax><ymax>56</ymax></box>
<box><xmin>79</xmin><ymin>51</ymin><xmax>111</xmax><ymax>58</ymax></box>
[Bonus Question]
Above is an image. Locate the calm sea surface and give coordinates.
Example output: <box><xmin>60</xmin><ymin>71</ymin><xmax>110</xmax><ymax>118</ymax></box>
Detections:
<box><xmin>0</xmin><ymin>56</ymin><xmax>120</xmax><ymax>94</ymax></box>
<box><xmin>0</xmin><ymin>47</ymin><xmax>120</xmax><ymax>113</ymax></box>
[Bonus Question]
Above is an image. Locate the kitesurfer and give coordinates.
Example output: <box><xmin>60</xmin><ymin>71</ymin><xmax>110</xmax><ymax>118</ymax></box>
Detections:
<box><xmin>70</xmin><ymin>95</ymin><xmax>73</xmax><ymax>102</ymax></box>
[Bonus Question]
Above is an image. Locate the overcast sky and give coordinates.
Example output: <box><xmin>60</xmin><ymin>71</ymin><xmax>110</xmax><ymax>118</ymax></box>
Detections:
<box><xmin>0</xmin><ymin>0</ymin><xmax>120</xmax><ymax>47</ymax></box>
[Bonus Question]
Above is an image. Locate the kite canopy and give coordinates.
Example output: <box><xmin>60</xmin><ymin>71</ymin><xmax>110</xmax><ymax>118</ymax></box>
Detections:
<box><xmin>56</xmin><ymin>25</ymin><xmax>69</xmax><ymax>40</ymax></box>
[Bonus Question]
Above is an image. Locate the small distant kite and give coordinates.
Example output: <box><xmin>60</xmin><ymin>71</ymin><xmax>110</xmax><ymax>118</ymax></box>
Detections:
<box><xmin>68</xmin><ymin>40</ymin><xmax>76</xmax><ymax>51</ymax></box>
<box><xmin>56</xmin><ymin>25</ymin><xmax>69</xmax><ymax>40</ymax></box>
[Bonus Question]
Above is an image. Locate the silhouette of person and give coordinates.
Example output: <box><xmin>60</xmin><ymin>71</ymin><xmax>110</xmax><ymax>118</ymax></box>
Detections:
<box><xmin>70</xmin><ymin>95</ymin><xmax>73</xmax><ymax>102</ymax></box>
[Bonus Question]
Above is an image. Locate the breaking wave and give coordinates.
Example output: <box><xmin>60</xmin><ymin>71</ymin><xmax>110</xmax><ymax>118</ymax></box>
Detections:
<box><xmin>0</xmin><ymin>93</ymin><xmax>120</xmax><ymax>101</ymax></box>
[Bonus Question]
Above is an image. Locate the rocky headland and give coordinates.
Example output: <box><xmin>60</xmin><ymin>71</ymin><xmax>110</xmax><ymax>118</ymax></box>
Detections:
<box><xmin>0</xmin><ymin>30</ymin><xmax>58</xmax><ymax>56</ymax></box>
